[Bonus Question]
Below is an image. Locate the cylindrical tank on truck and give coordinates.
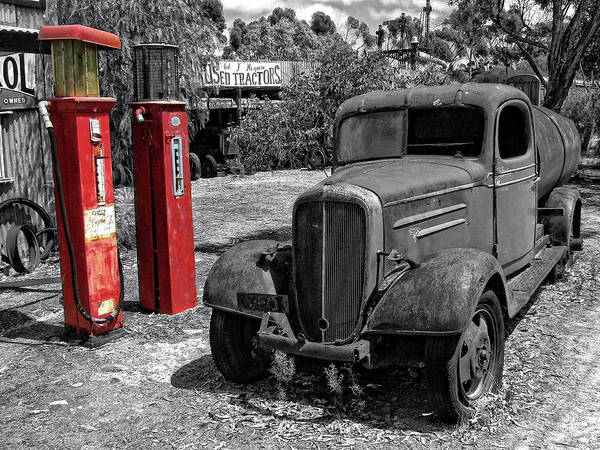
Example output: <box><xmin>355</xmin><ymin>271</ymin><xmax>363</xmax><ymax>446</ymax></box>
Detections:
<box><xmin>533</xmin><ymin>105</ymin><xmax>581</xmax><ymax>199</ymax></box>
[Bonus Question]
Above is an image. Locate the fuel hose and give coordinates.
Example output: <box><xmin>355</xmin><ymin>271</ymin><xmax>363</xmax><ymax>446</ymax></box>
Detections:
<box><xmin>38</xmin><ymin>101</ymin><xmax>123</xmax><ymax>325</ymax></box>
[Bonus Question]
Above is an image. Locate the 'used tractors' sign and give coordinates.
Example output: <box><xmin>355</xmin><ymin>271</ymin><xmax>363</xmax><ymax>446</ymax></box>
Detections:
<box><xmin>0</xmin><ymin>53</ymin><xmax>36</xmax><ymax>110</ymax></box>
<box><xmin>202</xmin><ymin>61</ymin><xmax>283</xmax><ymax>88</ymax></box>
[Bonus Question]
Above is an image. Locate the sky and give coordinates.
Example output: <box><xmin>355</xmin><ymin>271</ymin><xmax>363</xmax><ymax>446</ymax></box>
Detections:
<box><xmin>221</xmin><ymin>0</ymin><xmax>454</xmax><ymax>35</ymax></box>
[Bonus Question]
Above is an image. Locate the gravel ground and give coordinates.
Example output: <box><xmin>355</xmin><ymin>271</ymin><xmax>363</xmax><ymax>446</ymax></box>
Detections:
<box><xmin>0</xmin><ymin>170</ymin><xmax>598</xmax><ymax>449</ymax></box>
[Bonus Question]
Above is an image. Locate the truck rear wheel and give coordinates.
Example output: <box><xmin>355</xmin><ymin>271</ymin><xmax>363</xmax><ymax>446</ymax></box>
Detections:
<box><xmin>425</xmin><ymin>290</ymin><xmax>505</xmax><ymax>422</ymax></box>
<box><xmin>209</xmin><ymin>310</ymin><xmax>273</xmax><ymax>383</ymax></box>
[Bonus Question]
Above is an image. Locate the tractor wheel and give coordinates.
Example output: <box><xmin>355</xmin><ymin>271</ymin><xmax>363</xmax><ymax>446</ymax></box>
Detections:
<box><xmin>305</xmin><ymin>150</ymin><xmax>326</xmax><ymax>170</ymax></box>
<box><xmin>202</xmin><ymin>155</ymin><xmax>218</xmax><ymax>178</ymax></box>
<box><xmin>209</xmin><ymin>310</ymin><xmax>273</xmax><ymax>383</ymax></box>
<box><xmin>189</xmin><ymin>153</ymin><xmax>202</xmax><ymax>181</ymax></box>
<box><xmin>425</xmin><ymin>290</ymin><xmax>505</xmax><ymax>422</ymax></box>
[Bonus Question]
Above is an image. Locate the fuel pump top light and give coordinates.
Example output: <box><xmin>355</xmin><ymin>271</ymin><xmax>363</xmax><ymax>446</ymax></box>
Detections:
<box><xmin>132</xmin><ymin>44</ymin><xmax>179</xmax><ymax>102</ymax></box>
<box><xmin>39</xmin><ymin>25</ymin><xmax>121</xmax><ymax>98</ymax></box>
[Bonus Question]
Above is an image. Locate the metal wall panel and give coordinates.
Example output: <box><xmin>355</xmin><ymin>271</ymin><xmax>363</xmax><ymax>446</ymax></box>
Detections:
<box><xmin>15</xmin><ymin>4</ymin><xmax>43</xmax><ymax>28</ymax></box>
<box><xmin>0</xmin><ymin>109</ymin><xmax>54</xmax><ymax>210</ymax></box>
<box><xmin>0</xmin><ymin>3</ymin><xmax>16</xmax><ymax>25</ymax></box>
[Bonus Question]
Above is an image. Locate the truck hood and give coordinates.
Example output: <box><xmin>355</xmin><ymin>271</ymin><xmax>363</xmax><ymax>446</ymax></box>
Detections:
<box><xmin>327</xmin><ymin>159</ymin><xmax>475</xmax><ymax>206</ymax></box>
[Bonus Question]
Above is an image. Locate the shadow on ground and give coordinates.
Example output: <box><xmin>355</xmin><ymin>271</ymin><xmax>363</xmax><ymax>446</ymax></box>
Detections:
<box><xmin>0</xmin><ymin>309</ymin><xmax>72</xmax><ymax>343</ymax></box>
<box><xmin>171</xmin><ymin>353</ymin><xmax>448</xmax><ymax>432</ymax></box>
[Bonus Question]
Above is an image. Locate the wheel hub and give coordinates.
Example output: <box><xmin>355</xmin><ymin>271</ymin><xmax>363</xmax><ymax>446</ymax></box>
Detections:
<box><xmin>459</xmin><ymin>312</ymin><xmax>493</xmax><ymax>399</ymax></box>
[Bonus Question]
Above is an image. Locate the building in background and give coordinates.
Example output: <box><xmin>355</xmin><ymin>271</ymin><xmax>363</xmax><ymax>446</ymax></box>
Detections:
<box><xmin>0</xmin><ymin>0</ymin><xmax>53</xmax><ymax>212</ymax></box>
<box><xmin>193</xmin><ymin>59</ymin><xmax>313</xmax><ymax>176</ymax></box>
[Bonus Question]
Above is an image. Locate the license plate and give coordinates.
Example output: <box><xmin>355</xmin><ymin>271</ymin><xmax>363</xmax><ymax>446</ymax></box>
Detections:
<box><xmin>237</xmin><ymin>293</ymin><xmax>288</xmax><ymax>313</ymax></box>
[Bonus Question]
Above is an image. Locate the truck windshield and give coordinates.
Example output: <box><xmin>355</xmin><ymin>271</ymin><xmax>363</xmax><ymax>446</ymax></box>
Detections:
<box><xmin>336</xmin><ymin>105</ymin><xmax>485</xmax><ymax>163</ymax></box>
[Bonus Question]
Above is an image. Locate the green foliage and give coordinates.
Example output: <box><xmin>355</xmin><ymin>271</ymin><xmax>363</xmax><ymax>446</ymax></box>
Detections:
<box><xmin>52</xmin><ymin>0</ymin><xmax>225</xmax><ymax>166</ymax></box>
<box><xmin>269</xmin><ymin>351</ymin><xmax>296</xmax><ymax>400</ymax></box>
<box><xmin>232</xmin><ymin>40</ymin><xmax>450</xmax><ymax>174</ymax></box>
<box><xmin>561</xmin><ymin>88</ymin><xmax>600</xmax><ymax>155</ymax></box>
<box><xmin>310</xmin><ymin>11</ymin><xmax>336</xmax><ymax>35</ymax></box>
<box><xmin>342</xmin><ymin>16</ymin><xmax>376</xmax><ymax>50</ymax></box>
<box><xmin>223</xmin><ymin>12</ymin><xmax>320</xmax><ymax>60</ymax></box>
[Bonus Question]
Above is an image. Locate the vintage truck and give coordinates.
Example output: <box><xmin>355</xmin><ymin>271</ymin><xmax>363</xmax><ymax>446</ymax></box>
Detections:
<box><xmin>203</xmin><ymin>83</ymin><xmax>582</xmax><ymax>421</ymax></box>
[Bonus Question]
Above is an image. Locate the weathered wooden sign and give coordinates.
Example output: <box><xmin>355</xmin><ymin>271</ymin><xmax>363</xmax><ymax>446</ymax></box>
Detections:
<box><xmin>0</xmin><ymin>53</ymin><xmax>36</xmax><ymax>110</ymax></box>
<box><xmin>202</xmin><ymin>61</ymin><xmax>283</xmax><ymax>88</ymax></box>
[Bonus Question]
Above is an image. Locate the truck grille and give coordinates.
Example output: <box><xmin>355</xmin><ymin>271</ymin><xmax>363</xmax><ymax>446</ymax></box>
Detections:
<box><xmin>294</xmin><ymin>201</ymin><xmax>366</xmax><ymax>343</ymax></box>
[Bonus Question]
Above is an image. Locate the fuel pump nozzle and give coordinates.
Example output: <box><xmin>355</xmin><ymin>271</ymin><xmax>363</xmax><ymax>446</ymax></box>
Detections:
<box><xmin>134</xmin><ymin>107</ymin><xmax>146</xmax><ymax>123</ymax></box>
<box><xmin>38</xmin><ymin>101</ymin><xmax>53</xmax><ymax>129</ymax></box>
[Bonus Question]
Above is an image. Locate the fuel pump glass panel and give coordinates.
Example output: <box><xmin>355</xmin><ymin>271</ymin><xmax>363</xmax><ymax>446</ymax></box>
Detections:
<box><xmin>172</xmin><ymin>136</ymin><xmax>184</xmax><ymax>197</ymax></box>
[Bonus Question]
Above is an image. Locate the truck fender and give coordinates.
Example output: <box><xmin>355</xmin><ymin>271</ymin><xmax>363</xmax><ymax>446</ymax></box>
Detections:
<box><xmin>364</xmin><ymin>248</ymin><xmax>509</xmax><ymax>335</ymax></box>
<box><xmin>543</xmin><ymin>187</ymin><xmax>582</xmax><ymax>248</ymax></box>
<box><xmin>202</xmin><ymin>240</ymin><xmax>292</xmax><ymax>319</ymax></box>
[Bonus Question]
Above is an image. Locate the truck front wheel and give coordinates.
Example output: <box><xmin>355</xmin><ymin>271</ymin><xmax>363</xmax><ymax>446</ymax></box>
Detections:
<box><xmin>425</xmin><ymin>290</ymin><xmax>505</xmax><ymax>422</ymax></box>
<box><xmin>209</xmin><ymin>310</ymin><xmax>273</xmax><ymax>383</ymax></box>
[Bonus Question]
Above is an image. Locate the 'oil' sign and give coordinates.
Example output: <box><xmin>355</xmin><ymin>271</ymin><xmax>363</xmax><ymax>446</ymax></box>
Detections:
<box><xmin>0</xmin><ymin>53</ymin><xmax>37</xmax><ymax>111</ymax></box>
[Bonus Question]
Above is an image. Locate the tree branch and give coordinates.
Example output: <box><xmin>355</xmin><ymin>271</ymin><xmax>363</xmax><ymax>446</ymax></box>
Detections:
<box><xmin>515</xmin><ymin>40</ymin><xmax>548</xmax><ymax>89</ymax></box>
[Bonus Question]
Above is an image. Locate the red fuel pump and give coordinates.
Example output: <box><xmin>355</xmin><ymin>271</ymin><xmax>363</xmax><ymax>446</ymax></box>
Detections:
<box><xmin>38</xmin><ymin>26</ymin><xmax>124</xmax><ymax>338</ymax></box>
<box><xmin>130</xmin><ymin>44</ymin><xmax>197</xmax><ymax>314</ymax></box>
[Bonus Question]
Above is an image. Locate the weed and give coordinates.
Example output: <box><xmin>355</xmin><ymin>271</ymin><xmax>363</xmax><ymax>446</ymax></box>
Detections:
<box><xmin>269</xmin><ymin>351</ymin><xmax>296</xmax><ymax>400</ymax></box>
<box><xmin>114</xmin><ymin>187</ymin><xmax>137</xmax><ymax>250</ymax></box>
<box><xmin>324</xmin><ymin>363</ymin><xmax>344</xmax><ymax>396</ymax></box>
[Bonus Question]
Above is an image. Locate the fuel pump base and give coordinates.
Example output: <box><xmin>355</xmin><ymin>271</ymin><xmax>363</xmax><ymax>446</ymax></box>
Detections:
<box><xmin>131</xmin><ymin>101</ymin><xmax>197</xmax><ymax>314</ymax></box>
<box><xmin>49</xmin><ymin>97</ymin><xmax>124</xmax><ymax>336</ymax></box>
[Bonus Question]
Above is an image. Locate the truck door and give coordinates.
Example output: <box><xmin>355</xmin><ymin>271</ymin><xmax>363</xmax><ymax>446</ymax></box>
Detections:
<box><xmin>494</xmin><ymin>101</ymin><xmax>537</xmax><ymax>274</ymax></box>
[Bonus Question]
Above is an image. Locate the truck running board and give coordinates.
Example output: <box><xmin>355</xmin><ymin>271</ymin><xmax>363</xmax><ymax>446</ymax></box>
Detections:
<box><xmin>507</xmin><ymin>246</ymin><xmax>567</xmax><ymax>316</ymax></box>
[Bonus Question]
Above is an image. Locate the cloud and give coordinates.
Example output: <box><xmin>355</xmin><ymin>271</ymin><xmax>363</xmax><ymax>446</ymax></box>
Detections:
<box><xmin>222</xmin><ymin>0</ymin><xmax>453</xmax><ymax>32</ymax></box>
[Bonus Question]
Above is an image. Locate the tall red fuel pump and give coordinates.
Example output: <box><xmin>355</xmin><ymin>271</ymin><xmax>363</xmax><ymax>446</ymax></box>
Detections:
<box><xmin>38</xmin><ymin>26</ymin><xmax>124</xmax><ymax>338</ymax></box>
<box><xmin>130</xmin><ymin>44</ymin><xmax>197</xmax><ymax>314</ymax></box>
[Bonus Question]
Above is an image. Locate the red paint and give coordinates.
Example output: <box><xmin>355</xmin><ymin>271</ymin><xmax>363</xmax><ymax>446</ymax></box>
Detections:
<box><xmin>131</xmin><ymin>101</ymin><xmax>197</xmax><ymax>314</ymax></box>
<box><xmin>49</xmin><ymin>97</ymin><xmax>123</xmax><ymax>335</ymax></box>
<box><xmin>39</xmin><ymin>25</ymin><xmax>121</xmax><ymax>49</ymax></box>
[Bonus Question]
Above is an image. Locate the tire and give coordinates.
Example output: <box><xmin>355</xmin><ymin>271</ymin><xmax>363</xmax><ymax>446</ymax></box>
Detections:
<box><xmin>209</xmin><ymin>310</ymin><xmax>273</xmax><ymax>383</ymax></box>
<box><xmin>202</xmin><ymin>155</ymin><xmax>218</xmax><ymax>178</ymax></box>
<box><xmin>6</xmin><ymin>224</ymin><xmax>41</xmax><ymax>274</ymax></box>
<box><xmin>0</xmin><ymin>198</ymin><xmax>55</xmax><ymax>261</ymax></box>
<box><xmin>425</xmin><ymin>290</ymin><xmax>505</xmax><ymax>422</ymax></box>
<box><xmin>189</xmin><ymin>153</ymin><xmax>202</xmax><ymax>181</ymax></box>
<box><xmin>305</xmin><ymin>150</ymin><xmax>326</xmax><ymax>170</ymax></box>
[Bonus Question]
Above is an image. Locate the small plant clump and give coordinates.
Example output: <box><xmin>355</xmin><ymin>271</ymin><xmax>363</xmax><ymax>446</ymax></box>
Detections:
<box><xmin>323</xmin><ymin>363</ymin><xmax>365</xmax><ymax>408</ymax></box>
<box><xmin>269</xmin><ymin>351</ymin><xmax>296</xmax><ymax>400</ymax></box>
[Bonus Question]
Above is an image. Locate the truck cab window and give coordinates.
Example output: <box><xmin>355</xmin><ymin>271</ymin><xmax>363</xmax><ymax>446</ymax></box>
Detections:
<box><xmin>336</xmin><ymin>105</ymin><xmax>485</xmax><ymax>163</ymax></box>
<box><xmin>406</xmin><ymin>106</ymin><xmax>485</xmax><ymax>157</ymax></box>
<box><xmin>498</xmin><ymin>105</ymin><xmax>529</xmax><ymax>159</ymax></box>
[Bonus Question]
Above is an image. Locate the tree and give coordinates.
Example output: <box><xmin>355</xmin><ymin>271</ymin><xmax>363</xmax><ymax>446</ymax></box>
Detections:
<box><xmin>438</xmin><ymin>2</ymin><xmax>492</xmax><ymax>77</ymax></box>
<box><xmin>224</xmin><ymin>16</ymin><xmax>319</xmax><ymax>60</ymax></box>
<box><xmin>268</xmin><ymin>7</ymin><xmax>296</xmax><ymax>25</ymax></box>
<box><xmin>310</xmin><ymin>11</ymin><xmax>336</xmax><ymax>35</ymax></box>
<box><xmin>471</xmin><ymin>0</ymin><xmax>600</xmax><ymax>110</ymax></box>
<box><xmin>53</xmin><ymin>0</ymin><xmax>225</xmax><ymax>166</ymax></box>
<box><xmin>223</xmin><ymin>10</ymin><xmax>322</xmax><ymax>60</ymax></box>
<box><xmin>232</xmin><ymin>40</ymin><xmax>449</xmax><ymax>173</ymax></box>
<box><xmin>342</xmin><ymin>16</ymin><xmax>376</xmax><ymax>50</ymax></box>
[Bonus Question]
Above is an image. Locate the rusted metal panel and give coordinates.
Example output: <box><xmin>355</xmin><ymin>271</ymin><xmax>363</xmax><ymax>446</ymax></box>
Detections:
<box><xmin>0</xmin><ymin>108</ymin><xmax>54</xmax><ymax>255</ymax></box>
<box><xmin>365</xmin><ymin>248</ymin><xmax>503</xmax><ymax>334</ymax></box>
<box><xmin>0</xmin><ymin>109</ymin><xmax>54</xmax><ymax>209</ymax></box>
<box><xmin>14</xmin><ymin>4</ymin><xmax>43</xmax><ymax>29</ymax></box>
<box><xmin>0</xmin><ymin>3</ymin><xmax>16</xmax><ymax>25</ymax></box>
<box><xmin>277</xmin><ymin>60</ymin><xmax>315</xmax><ymax>86</ymax></box>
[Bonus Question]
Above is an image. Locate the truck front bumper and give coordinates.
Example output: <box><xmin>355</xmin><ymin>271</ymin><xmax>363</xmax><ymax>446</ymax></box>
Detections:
<box><xmin>256</xmin><ymin>312</ymin><xmax>370</xmax><ymax>364</ymax></box>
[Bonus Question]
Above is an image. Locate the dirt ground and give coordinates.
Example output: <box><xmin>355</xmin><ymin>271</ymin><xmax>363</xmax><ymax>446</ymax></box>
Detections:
<box><xmin>1</xmin><ymin>169</ymin><xmax>599</xmax><ymax>449</ymax></box>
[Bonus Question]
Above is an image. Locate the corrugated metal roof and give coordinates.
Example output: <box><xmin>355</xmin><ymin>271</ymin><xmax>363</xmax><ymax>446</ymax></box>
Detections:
<box><xmin>0</xmin><ymin>25</ymin><xmax>49</xmax><ymax>54</ymax></box>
